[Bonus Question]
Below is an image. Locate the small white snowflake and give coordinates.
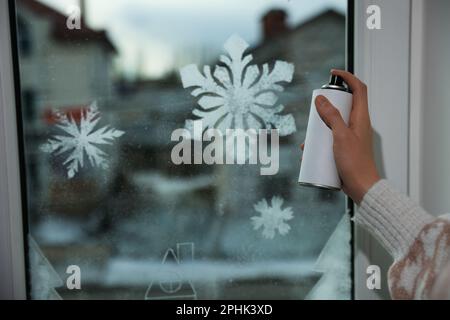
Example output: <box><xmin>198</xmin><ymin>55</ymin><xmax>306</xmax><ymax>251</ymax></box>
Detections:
<box><xmin>180</xmin><ymin>35</ymin><xmax>296</xmax><ymax>137</ymax></box>
<box><xmin>41</xmin><ymin>102</ymin><xmax>124</xmax><ymax>179</ymax></box>
<box><xmin>251</xmin><ymin>196</ymin><xmax>294</xmax><ymax>239</ymax></box>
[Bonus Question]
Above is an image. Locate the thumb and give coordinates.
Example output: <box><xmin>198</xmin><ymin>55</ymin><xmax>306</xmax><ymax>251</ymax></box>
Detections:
<box><xmin>315</xmin><ymin>95</ymin><xmax>347</xmax><ymax>132</ymax></box>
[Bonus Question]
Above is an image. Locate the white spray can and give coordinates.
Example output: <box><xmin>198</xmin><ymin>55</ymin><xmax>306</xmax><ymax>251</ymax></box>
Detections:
<box><xmin>299</xmin><ymin>75</ymin><xmax>353</xmax><ymax>190</ymax></box>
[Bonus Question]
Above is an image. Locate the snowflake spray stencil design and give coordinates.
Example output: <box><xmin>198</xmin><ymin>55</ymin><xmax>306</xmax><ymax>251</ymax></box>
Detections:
<box><xmin>251</xmin><ymin>196</ymin><xmax>294</xmax><ymax>239</ymax></box>
<box><xmin>180</xmin><ymin>35</ymin><xmax>297</xmax><ymax>138</ymax></box>
<box><xmin>41</xmin><ymin>102</ymin><xmax>124</xmax><ymax>178</ymax></box>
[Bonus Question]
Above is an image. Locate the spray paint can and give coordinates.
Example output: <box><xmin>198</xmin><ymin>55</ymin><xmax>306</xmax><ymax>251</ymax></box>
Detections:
<box><xmin>299</xmin><ymin>74</ymin><xmax>353</xmax><ymax>190</ymax></box>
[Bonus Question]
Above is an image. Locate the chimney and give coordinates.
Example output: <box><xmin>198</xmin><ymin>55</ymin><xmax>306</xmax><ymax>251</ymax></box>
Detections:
<box><xmin>262</xmin><ymin>9</ymin><xmax>288</xmax><ymax>41</ymax></box>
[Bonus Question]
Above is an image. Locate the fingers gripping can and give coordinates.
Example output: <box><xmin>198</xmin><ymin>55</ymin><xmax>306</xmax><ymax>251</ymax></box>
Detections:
<box><xmin>299</xmin><ymin>74</ymin><xmax>353</xmax><ymax>190</ymax></box>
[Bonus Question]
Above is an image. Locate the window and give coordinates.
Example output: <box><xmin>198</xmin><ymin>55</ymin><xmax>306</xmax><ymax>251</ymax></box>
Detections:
<box><xmin>12</xmin><ymin>0</ymin><xmax>351</xmax><ymax>300</ymax></box>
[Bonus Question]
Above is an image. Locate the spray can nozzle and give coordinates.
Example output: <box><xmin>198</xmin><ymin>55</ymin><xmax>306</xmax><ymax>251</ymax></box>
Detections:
<box><xmin>322</xmin><ymin>75</ymin><xmax>350</xmax><ymax>93</ymax></box>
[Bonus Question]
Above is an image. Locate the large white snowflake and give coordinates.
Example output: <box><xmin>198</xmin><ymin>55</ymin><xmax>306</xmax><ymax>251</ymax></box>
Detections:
<box><xmin>180</xmin><ymin>35</ymin><xmax>296</xmax><ymax>137</ymax></box>
<box><xmin>41</xmin><ymin>102</ymin><xmax>125</xmax><ymax>179</ymax></box>
<box><xmin>251</xmin><ymin>196</ymin><xmax>294</xmax><ymax>239</ymax></box>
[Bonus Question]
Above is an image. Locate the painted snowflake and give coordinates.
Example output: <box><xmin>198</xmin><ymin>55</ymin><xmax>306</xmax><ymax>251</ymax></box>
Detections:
<box><xmin>251</xmin><ymin>196</ymin><xmax>294</xmax><ymax>239</ymax></box>
<box><xmin>180</xmin><ymin>35</ymin><xmax>296</xmax><ymax>138</ymax></box>
<box><xmin>41</xmin><ymin>102</ymin><xmax>124</xmax><ymax>179</ymax></box>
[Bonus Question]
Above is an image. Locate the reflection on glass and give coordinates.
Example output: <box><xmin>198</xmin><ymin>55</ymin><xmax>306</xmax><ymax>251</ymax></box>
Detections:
<box><xmin>15</xmin><ymin>0</ymin><xmax>350</xmax><ymax>299</ymax></box>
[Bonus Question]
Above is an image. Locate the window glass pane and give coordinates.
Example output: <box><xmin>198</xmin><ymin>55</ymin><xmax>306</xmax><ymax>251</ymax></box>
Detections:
<box><xmin>14</xmin><ymin>0</ymin><xmax>350</xmax><ymax>300</ymax></box>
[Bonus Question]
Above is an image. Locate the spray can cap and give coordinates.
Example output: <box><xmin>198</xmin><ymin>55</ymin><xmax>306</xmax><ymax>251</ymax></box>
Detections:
<box><xmin>322</xmin><ymin>74</ymin><xmax>351</xmax><ymax>93</ymax></box>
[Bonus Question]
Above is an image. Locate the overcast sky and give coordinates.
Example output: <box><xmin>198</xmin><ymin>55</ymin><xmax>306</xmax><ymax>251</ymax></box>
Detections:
<box><xmin>38</xmin><ymin>0</ymin><xmax>346</xmax><ymax>79</ymax></box>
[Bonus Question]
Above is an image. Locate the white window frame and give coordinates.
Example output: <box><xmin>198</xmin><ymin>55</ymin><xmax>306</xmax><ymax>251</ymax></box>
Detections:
<box><xmin>0</xmin><ymin>0</ymin><xmax>27</xmax><ymax>300</ymax></box>
<box><xmin>353</xmin><ymin>0</ymin><xmax>414</xmax><ymax>300</ymax></box>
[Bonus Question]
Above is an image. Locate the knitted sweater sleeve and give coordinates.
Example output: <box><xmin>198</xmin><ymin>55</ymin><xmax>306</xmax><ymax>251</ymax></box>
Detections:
<box><xmin>356</xmin><ymin>180</ymin><xmax>450</xmax><ymax>299</ymax></box>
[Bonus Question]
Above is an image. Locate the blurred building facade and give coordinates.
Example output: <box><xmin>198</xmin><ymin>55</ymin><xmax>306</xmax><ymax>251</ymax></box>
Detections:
<box><xmin>17</xmin><ymin>0</ymin><xmax>116</xmax><ymax>118</ymax></box>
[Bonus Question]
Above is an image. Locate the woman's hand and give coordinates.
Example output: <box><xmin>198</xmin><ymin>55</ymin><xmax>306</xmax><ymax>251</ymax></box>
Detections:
<box><xmin>301</xmin><ymin>69</ymin><xmax>380</xmax><ymax>204</ymax></box>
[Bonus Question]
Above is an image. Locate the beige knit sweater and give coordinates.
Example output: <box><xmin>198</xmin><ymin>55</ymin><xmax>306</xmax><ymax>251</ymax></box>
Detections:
<box><xmin>357</xmin><ymin>180</ymin><xmax>450</xmax><ymax>300</ymax></box>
